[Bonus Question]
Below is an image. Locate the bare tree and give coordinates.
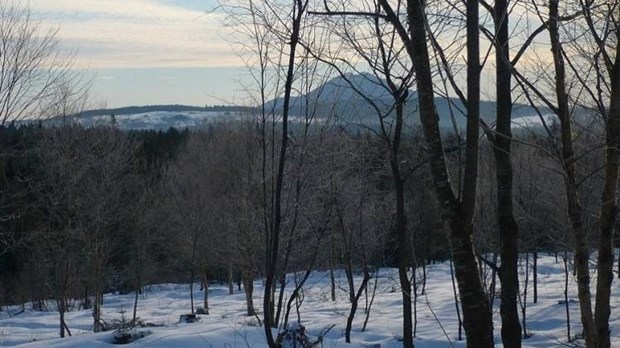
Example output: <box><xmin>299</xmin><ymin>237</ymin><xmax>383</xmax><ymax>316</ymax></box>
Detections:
<box><xmin>165</xmin><ymin>134</ymin><xmax>217</xmax><ymax>315</ymax></box>
<box><xmin>508</xmin><ymin>1</ymin><xmax>618</xmax><ymax>345</ymax></box>
<box><xmin>0</xmin><ymin>1</ymin><xmax>87</xmax><ymax>262</ymax></box>
<box><xmin>308</xmin><ymin>1</ymin><xmax>494</xmax><ymax>345</ymax></box>
<box><xmin>306</xmin><ymin>3</ymin><xmax>420</xmax><ymax>343</ymax></box>
<box><xmin>405</xmin><ymin>1</ymin><xmax>494</xmax><ymax>345</ymax></box>
<box><xmin>0</xmin><ymin>1</ymin><xmax>84</xmax><ymax>125</ymax></box>
<box><xmin>33</xmin><ymin>125</ymin><xmax>136</xmax><ymax>336</ymax></box>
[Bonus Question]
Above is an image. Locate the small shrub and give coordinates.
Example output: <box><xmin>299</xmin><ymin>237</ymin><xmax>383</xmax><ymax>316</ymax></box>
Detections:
<box><xmin>112</xmin><ymin>328</ymin><xmax>150</xmax><ymax>345</ymax></box>
<box><xmin>277</xmin><ymin>322</ymin><xmax>332</xmax><ymax>348</ymax></box>
<box><xmin>241</xmin><ymin>317</ymin><xmax>261</xmax><ymax>327</ymax></box>
<box><xmin>109</xmin><ymin>309</ymin><xmax>150</xmax><ymax>345</ymax></box>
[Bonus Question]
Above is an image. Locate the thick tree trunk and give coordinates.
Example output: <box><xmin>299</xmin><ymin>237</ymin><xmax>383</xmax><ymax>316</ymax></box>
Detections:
<box><xmin>59</xmin><ymin>301</ymin><xmax>66</xmax><ymax>338</ymax></box>
<box><xmin>563</xmin><ymin>252</ymin><xmax>571</xmax><ymax>342</ymax></box>
<box><xmin>387</xmin><ymin>0</ymin><xmax>494</xmax><ymax>346</ymax></box>
<box><xmin>593</xmin><ymin>37</ymin><xmax>620</xmax><ymax>348</ymax></box>
<box><xmin>493</xmin><ymin>1</ymin><xmax>522</xmax><ymax>346</ymax></box>
<box><xmin>449</xmin><ymin>221</ymin><xmax>493</xmax><ymax>346</ymax></box>
<box><xmin>243</xmin><ymin>270</ymin><xmax>255</xmax><ymax>316</ymax></box>
<box><xmin>449</xmin><ymin>258</ymin><xmax>463</xmax><ymax>341</ymax></box>
<box><xmin>392</xmin><ymin>104</ymin><xmax>413</xmax><ymax>348</ymax></box>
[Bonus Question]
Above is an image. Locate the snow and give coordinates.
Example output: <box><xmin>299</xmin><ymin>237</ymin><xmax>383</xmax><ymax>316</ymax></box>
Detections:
<box><xmin>0</xmin><ymin>254</ymin><xmax>618</xmax><ymax>347</ymax></box>
<box><xmin>511</xmin><ymin>114</ymin><xmax>558</xmax><ymax>130</ymax></box>
<box><xmin>80</xmin><ymin>111</ymin><xmax>249</xmax><ymax>130</ymax></box>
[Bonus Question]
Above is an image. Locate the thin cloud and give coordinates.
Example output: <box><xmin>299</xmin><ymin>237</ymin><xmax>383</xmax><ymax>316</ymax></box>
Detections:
<box><xmin>29</xmin><ymin>0</ymin><xmax>240</xmax><ymax>69</ymax></box>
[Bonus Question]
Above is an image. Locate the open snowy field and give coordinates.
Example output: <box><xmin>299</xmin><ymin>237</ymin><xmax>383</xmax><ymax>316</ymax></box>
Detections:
<box><xmin>0</xmin><ymin>254</ymin><xmax>618</xmax><ymax>347</ymax></box>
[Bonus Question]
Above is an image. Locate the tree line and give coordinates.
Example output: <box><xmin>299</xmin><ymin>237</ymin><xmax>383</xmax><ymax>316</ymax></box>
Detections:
<box><xmin>0</xmin><ymin>114</ymin><xmax>609</xmax><ymax>344</ymax></box>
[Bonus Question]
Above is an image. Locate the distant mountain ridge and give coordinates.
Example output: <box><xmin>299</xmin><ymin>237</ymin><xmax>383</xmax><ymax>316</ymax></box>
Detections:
<box><xmin>49</xmin><ymin>74</ymin><xmax>555</xmax><ymax>132</ymax></box>
<box><xmin>265</xmin><ymin>73</ymin><xmax>553</xmax><ymax>130</ymax></box>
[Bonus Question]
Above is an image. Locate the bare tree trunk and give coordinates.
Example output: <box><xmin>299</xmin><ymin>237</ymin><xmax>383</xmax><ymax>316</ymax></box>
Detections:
<box><xmin>330</xmin><ymin>239</ymin><xmax>336</xmax><ymax>302</ymax></box>
<box><xmin>389</xmin><ymin>0</ymin><xmax>494</xmax><ymax>345</ymax></box>
<box><xmin>593</xmin><ymin>38</ymin><xmax>620</xmax><ymax>348</ymax></box>
<box><xmin>421</xmin><ymin>261</ymin><xmax>427</xmax><ymax>295</ymax></box>
<box><xmin>617</xmin><ymin>247</ymin><xmax>620</xmax><ymax>279</ymax></box>
<box><xmin>488</xmin><ymin>252</ymin><xmax>498</xmax><ymax>306</ymax></box>
<box><xmin>520</xmin><ymin>253</ymin><xmax>529</xmax><ymax>338</ymax></box>
<box><xmin>190</xmin><ymin>265</ymin><xmax>195</xmax><ymax>314</ymax></box>
<box><xmin>344</xmin><ymin>268</ymin><xmax>370</xmax><ymax>343</ymax></box>
<box><xmin>533</xmin><ymin>251</ymin><xmax>537</xmax><ymax>304</ymax></box>
<box><xmin>330</xmin><ymin>268</ymin><xmax>336</xmax><ymax>302</ymax></box>
<box><xmin>59</xmin><ymin>298</ymin><xmax>66</xmax><ymax>338</ymax></box>
<box><xmin>93</xmin><ymin>257</ymin><xmax>103</xmax><ymax>333</ymax></box>
<box><xmin>283</xmin><ymin>270</ymin><xmax>313</xmax><ymax>329</ymax></box>
<box><xmin>261</xmin><ymin>2</ymin><xmax>306</xmax><ymax>345</ymax></box>
<box><xmin>548</xmin><ymin>2</ymin><xmax>595</xmax><ymax>343</ymax></box>
<box><xmin>412</xmin><ymin>264</ymin><xmax>417</xmax><ymax>337</ymax></box>
<box><xmin>57</xmin><ymin>259</ymin><xmax>71</xmax><ymax>338</ymax></box>
<box><xmin>243</xmin><ymin>272</ymin><xmax>255</xmax><ymax>316</ymax></box>
<box><xmin>449</xmin><ymin>258</ymin><xmax>463</xmax><ymax>341</ymax></box>
<box><xmin>493</xmin><ymin>1</ymin><xmax>522</xmax><ymax>346</ymax></box>
<box><xmin>228</xmin><ymin>263</ymin><xmax>234</xmax><ymax>295</ymax></box>
<box><xmin>133</xmin><ymin>262</ymin><xmax>141</xmax><ymax>322</ymax></box>
<box><xmin>201</xmin><ymin>266</ymin><xmax>209</xmax><ymax>315</ymax></box>
<box><xmin>563</xmin><ymin>251</ymin><xmax>571</xmax><ymax>342</ymax></box>
<box><xmin>275</xmin><ymin>272</ymin><xmax>289</xmax><ymax>328</ymax></box>
<box><xmin>392</xmin><ymin>105</ymin><xmax>413</xmax><ymax>348</ymax></box>
<box><xmin>132</xmin><ymin>242</ymin><xmax>144</xmax><ymax>322</ymax></box>
<box><xmin>362</xmin><ymin>270</ymin><xmax>379</xmax><ymax>333</ymax></box>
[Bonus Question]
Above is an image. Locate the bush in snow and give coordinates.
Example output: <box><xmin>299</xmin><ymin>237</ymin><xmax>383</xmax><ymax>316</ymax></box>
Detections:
<box><xmin>276</xmin><ymin>322</ymin><xmax>335</xmax><ymax>348</ymax></box>
<box><xmin>108</xmin><ymin>309</ymin><xmax>151</xmax><ymax>344</ymax></box>
<box><xmin>276</xmin><ymin>323</ymin><xmax>311</xmax><ymax>348</ymax></box>
<box><xmin>112</xmin><ymin>327</ymin><xmax>150</xmax><ymax>345</ymax></box>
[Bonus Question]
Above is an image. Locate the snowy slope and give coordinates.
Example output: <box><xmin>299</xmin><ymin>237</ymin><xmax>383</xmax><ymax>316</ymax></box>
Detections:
<box><xmin>74</xmin><ymin>110</ymin><xmax>249</xmax><ymax>131</ymax></box>
<box><xmin>0</xmin><ymin>254</ymin><xmax>618</xmax><ymax>347</ymax></box>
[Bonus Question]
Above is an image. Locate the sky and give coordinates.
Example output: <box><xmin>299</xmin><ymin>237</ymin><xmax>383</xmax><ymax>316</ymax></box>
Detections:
<box><xmin>29</xmin><ymin>0</ymin><xmax>246</xmax><ymax>108</ymax></box>
<box><xmin>25</xmin><ymin>1</ymin><xmax>553</xmax><ymax>110</ymax></box>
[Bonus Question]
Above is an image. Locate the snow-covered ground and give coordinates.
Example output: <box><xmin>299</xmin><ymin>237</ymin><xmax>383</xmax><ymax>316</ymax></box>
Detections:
<box><xmin>77</xmin><ymin>111</ymin><xmax>249</xmax><ymax>130</ymax></box>
<box><xmin>0</xmin><ymin>254</ymin><xmax>618</xmax><ymax>347</ymax></box>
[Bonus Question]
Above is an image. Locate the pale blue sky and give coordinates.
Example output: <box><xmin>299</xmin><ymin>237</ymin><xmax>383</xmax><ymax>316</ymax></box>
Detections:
<box><xmin>30</xmin><ymin>0</ymin><xmax>244</xmax><ymax>108</ymax></box>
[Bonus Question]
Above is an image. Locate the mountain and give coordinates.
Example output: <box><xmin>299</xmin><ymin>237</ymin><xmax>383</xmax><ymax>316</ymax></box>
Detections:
<box><xmin>44</xmin><ymin>74</ymin><xmax>555</xmax><ymax>132</ymax></box>
<box><xmin>265</xmin><ymin>73</ymin><xmax>553</xmax><ymax>131</ymax></box>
